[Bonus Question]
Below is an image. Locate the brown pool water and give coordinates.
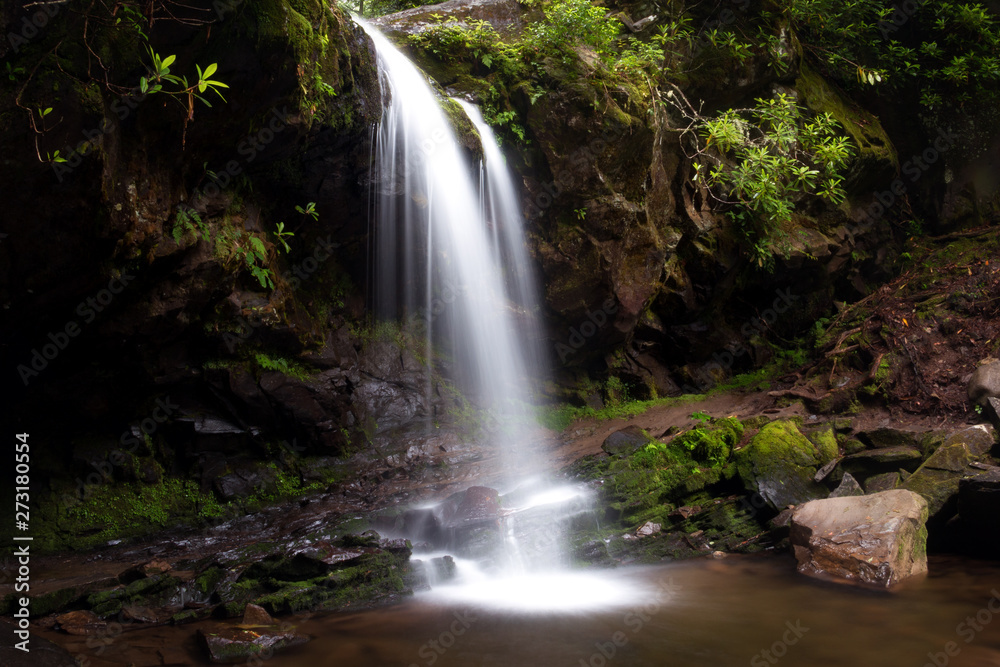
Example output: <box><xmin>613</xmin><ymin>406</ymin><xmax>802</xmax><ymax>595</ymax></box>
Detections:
<box><xmin>38</xmin><ymin>553</ymin><xmax>1000</xmax><ymax>667</ymax></box>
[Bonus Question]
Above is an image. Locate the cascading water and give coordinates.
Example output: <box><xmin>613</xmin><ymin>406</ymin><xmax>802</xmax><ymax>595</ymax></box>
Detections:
<box><xmin>362</xmin><ymin>20</ymin><xmax>538</xmax><ymax>473</ymax></box>
<box><xmin>358</xmin><ymin>19</ymin><xmax>631</xmax><ymax>610</ymax></box>
<box><xmin>454</xmin><ymin>98</ymin><xmax>546</xmax><ymax>380</ymax></box>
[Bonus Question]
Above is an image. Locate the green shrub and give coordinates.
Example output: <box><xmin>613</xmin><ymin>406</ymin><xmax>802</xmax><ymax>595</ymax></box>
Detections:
<box><xmin>685</xmin><ymin>92</ymin><xmax>853</xmax><ymax>269</ymax></box>
<box><xmin>788</xmin><ymin>0</ymin><xmax>1000</xmax><ymax>111</ymax></box>
<box><xmin>526</xmin><ymin>0</ymin><xmax>621</xmax><ymax>60</ymax></box>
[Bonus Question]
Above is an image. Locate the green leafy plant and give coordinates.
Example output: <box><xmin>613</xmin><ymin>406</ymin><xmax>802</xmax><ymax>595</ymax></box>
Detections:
<box><xmin>139</xmin><ymin>45</ymin><xmax>228</xmax><ymax>143</ymax></box>
<box><xmin>614</xmin><ymin>38</ymin><xmax>665</xmax><ymax>76</ymax></box>
<box><xmin>253</xmin><ymin>352</ymin><xmax>313</xmax><ymax>380</ymax></box>
<box><xmin>788</xmin><ymin>0</ymin><xmax>1000</xmax><ymax>110</ymax></box>
<box><xmin>240</xmin><ymin>236</ymin><xmax>273</xmax><ymax>289</ymax></box>
<box><xmin>216</xmin><ymin>226</ymin><xmax>275</xmax><ymax>290</ymax></box>
<box><xmin>114</xmin><ymin>3</ymin><xmax>149</xmax><ymax>40</ymax></box>
<box><xmin>274</xmin><ymin>222</ymin><xmax>294</xmax><ymax>253</ymax></box>
<box><xmin>171</xmin><ymin>206</ymin><xmax>209</xmax><ymax>243</ymax></box>
<box><xmin>295</xmin><ymin>201</ymin><xmax>319</xmax><ymax>221</ymax></box>
<box><xmin>526</xmin><ymin>0</ymin><xmax>621</xmax><ymax>61</ymax></box>
<box><xmin>6</xmin><ymin>62</ymin><xmax>25</xmax><ymax>81</ymax></box>
<box><xmin>673</xmin><ymin>90</ymin><xmax>853</xmax><ymax>269</ymax></box>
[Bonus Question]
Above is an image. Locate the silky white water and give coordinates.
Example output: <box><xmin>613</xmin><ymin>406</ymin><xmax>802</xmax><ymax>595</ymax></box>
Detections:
<box><xmin>358</xmin><ymin>19</ymin><xmax>599</xmax><ymax>599</ymax></box>
<box><xmin>360</xmin><ymin>18</ymin><xmax>543</xmax><ymax>480</ymax></box>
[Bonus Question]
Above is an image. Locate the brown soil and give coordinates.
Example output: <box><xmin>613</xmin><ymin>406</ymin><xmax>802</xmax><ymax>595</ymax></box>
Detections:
<box><xmin>776</xmin><ymin>225</ymin><xmax>1000</xmax><ymax>420</ymax></box>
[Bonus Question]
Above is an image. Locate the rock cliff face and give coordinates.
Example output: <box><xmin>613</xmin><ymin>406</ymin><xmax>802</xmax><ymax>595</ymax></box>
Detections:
<box><xmin>379</xmin><ymin>0</ymin><xmax>995</xmax><ymax>399</ymax></box>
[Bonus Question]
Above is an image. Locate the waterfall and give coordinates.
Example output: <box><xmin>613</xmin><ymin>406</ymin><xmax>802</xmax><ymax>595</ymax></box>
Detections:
<box><xmin>356</xmin><ymin>21</ymin><xmax>618</xmax><ymax>607</ymax></box>
<box><xmin>360</xmin><ymin>19</ymin><xmax>543</xmax><ymax>482</ymax></box>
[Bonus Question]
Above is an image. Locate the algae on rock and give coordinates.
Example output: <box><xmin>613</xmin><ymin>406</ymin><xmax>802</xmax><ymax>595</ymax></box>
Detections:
<box><xmin>736</xmin><ymin>420</ymin><xmax>833</xmax><ymax>510</ymax></box>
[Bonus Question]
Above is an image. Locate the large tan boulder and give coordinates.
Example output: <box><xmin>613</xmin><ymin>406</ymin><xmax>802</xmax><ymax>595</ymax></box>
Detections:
<box><xmin>790</xmin><ymin>489</ymin><xmax>928</xmax><ymax>588</ymax></box>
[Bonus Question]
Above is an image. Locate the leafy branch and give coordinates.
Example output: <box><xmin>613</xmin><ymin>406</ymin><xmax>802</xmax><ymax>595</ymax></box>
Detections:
<box><xmin>140</xmin><ymin>45</ymin><xmax>229</xmax><ymax>145</ymax></box>
<box><xmin>662</xmin><ymin>85</ymin><xmax>854</xmax><ymax>270</ymax></box>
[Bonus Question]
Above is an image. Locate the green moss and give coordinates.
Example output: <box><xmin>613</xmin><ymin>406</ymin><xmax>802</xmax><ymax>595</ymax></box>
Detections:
<box><xmin>86</xmin><ymin>589</ymin><xmax>123</xmax><ymax>607</ymax></box>
<box><xmin>540</xmin><ymin>360</ymin><xmax>791</xmax><ymax>432</ymax></box>
<box><xmin>568</xmin><ymin>427</ymin><xmax>730</xmax><ymax>528</ymax></box>
<box><xmin>250</xmin><ymin>552</ymin><xmax>409</xmax><ymax>614</ymax></box>
<box><xmin>671</xmin><ymin>417</ymin><xmax>744</xmax><ymax>467</ymax></box>
<box><xmin>171</xmin><ymin>609</ymin><xmax>202</xmax><ymax>624</ymax></box>
<box><xmin>29</xmin><ymin>586</ymin><xmax>85</xmax><ymax>617</ymax></box>
<box><xmin>806</xmin><ymin>426</ymin><xmax>839</xmax><ymax>463</ymax></box>
<box><xmin>440</xmin><ymin>98</ymin><xmax>483</xmax><ymax>159</ymax></box>
<box><xmin>196</xmin><ymin>567</ymin><xmax>224</xmax><ymax>596</ymax></box>
<box><xmin>862</xmin><ymin>353</ymin><xmax>895</xmax><ymax>398</ymax></box>
<box><xmin>735</xmin><ymin>420</ymin><xmax>829</xmax><ymax>509</ymax></box>
<box><xmin>93</xmin><ymin>599</ymin><xmax>124</xmax><ymax>617</ymax></box>
<box><xmin>40</xmin><ymin>477</ymin><xmax>230</xmax><ymax>552</ymax></box>
<box><xmin>795</xmin><ymin>61</ymin><xmax>898</xmax><ymax>192</ymax></box>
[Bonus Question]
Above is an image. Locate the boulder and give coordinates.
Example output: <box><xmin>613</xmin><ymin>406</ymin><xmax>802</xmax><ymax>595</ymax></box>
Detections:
<box><xmin>902</xmin><ymin>427</ymin><xmax>992</xmax><ymax>523</ymax></box>
<box><xmin>968</xmin><ymin>361</ymin><xmax>1000</xmax><ymax>406</ymax></box>
<box><xmin>735</xmin><ymin>420</ymin><xmax>832</xmax><ymax>510</ymax></box>
<box><xmin>790</xmin><ymin>490</ymin><xmax>928</xmax><ymax>588</ymax></box>
<box><xmin>602</xmin><ymin>426</ymin><xmax>652</xmax><ymax>457</ymax></box>
<box><xmin>452</xmin><ymin>486</ymin><xmax>500</xmax><ymax>524</ymax></box>
<box><xmin>843</xmin><ymin>446</ymin><xmax>922</xmax><ymax>465</ymax></box>
<box><xmin>864</xmin><ymin>472</ymin><xmax>900</xmax><ymax>494</ymax></box>
<box><xmin>983</xmin><ymin>397</ymin><xmax>1000</xmax><ymax>432</ymax></box>
<box><xmin>856</xmin><ymin>428</ymin><xmax>921</xmax><ymax>450</ymax></box>
<box><xmin>943</xmin><ymin>425</ymin><xmax>995</xmax><ymax>456</ymax></box>
<box><xmin>956</xmin><ymin>468</ymin><xmax>1000</xmax><ymax>556</ymax></box>
<box><xmin>0</xmin><ymin>618</ymin><xmax>77</xmax><ymax>666</ymax></box>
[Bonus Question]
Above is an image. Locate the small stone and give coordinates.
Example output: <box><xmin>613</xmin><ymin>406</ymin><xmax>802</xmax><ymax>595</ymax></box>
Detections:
<box><xmin>55</xmin><ymin>610</ymin><xmax>106</xmax><ymax>636</ymax></box>
<box><xmin>968</xmin><ymin>360</ymin><xmax>1000</xmax><ymax>406</ymax></box>
<box><xmin>602</xmin><ymin>426</ymin><xmax>652</xmax><ymax>457</ymax></box>
<box><xmin>813</xmin><ymin>457</ymin><xmax>841</xmax><ymax>482</ymax></box>
<box><xmin>200</xmin><ymin>627</ymin><xmax>309</xmax><ymax>664</ymax></box>
<box><xmin>241</xmin><ymin>603</ymin><xmax>273</xmax><ymax>627</ymax></box>
<box><xmin>712</xmin><ymin>550</ymin><xmax>726</xmax><ymax>559</ymax></box>
<box><xmin>636</xmin><ymin>521</ymin><xmax>661</xmax><ymax>537</ymax></box>
<box><xmin>829</xmin><ymin>472</ymin><xmax>864</xmax><ymax>498</ymax></box>
<box><xmin>142</xmin><ymin>560</ymin><xmax>172</xmax><ymax>576</ymax></box>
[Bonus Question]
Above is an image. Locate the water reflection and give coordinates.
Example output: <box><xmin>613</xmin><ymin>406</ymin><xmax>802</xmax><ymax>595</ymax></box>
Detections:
<box><xmin>38</xmin><ymin>554</ymin><xmax>1000</xmax><ymax>666</ymax></box>
<box><xmin>258</xmin><ymin>554</ymin><xmax>1000</xmax><ymax>666</ymax></box>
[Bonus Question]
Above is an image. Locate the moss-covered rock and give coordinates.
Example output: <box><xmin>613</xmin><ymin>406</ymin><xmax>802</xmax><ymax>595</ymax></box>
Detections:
<box><xmin>29</xmin><ymin>586</ymin><xmax>88</xmax><ymax>618</ymax></box>
<box><xmin>902</xmin><ymin>435</ymin><xmax>986</xmax><ymax>524</ymax></box>
<box><xmin>566</xmin><ymin>418</ymin><xmax>744</xmax><ymax>529</ymax></box>
<box><xmin>795</xmin><ymin>61</ymin><xmax>898</xmax><ymax>192</ymax></box>
<box><xmin>672</xmin><ymin>417</ymin><xmax>744</xmax><ymax>468</ymax></box>
<box><xmin>199</xmin><ymin>626</ymin><xmax>309</xmax><ymax>664</ymax></box>
<box><xmin>735</xmin><ymin>420</ymin><xmax>831</xmax><ymax>510</ymax></box>
<box><xmin>804</xmin><ymin>425</ymin><xmax>839</xmax><ymax>462</ymax></box>
<box><xmin>601</xmin><ymin>425</ymin><xmax>655</xmax><ymax>457</ymax></box>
